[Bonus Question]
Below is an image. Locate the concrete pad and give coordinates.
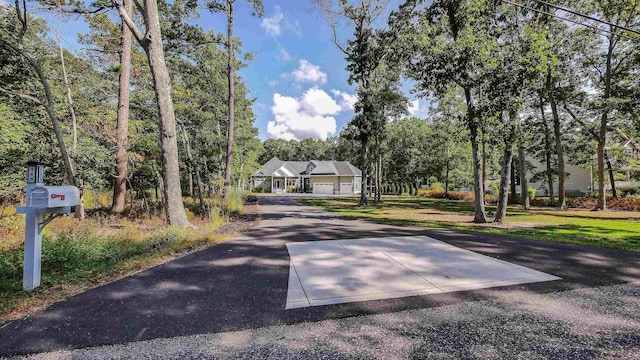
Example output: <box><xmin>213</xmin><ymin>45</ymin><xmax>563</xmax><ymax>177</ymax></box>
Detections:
<box><xmin>286</xmin><ymin>241</ymin><xmax>351</xmax><ymax>260</ymax></box>
<box><xmin>285</xmin><ymin>262</ymin><xmax>309</xmax><ymax>309</ymax></box>
<box><xmin>286</xmin><ymin>236</ymin><xmax>560</xmax><ymax>309</ymax></box>
<box><xmin>291</xmin><ymin>253</ymin><xmax>435</xmax><ymax>301</ymax></box>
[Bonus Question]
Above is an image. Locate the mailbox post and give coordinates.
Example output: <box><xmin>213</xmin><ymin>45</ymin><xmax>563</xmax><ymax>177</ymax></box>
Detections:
<box><xmin>16</xmin><ymin>163</ymin><xmax>80</xmax><ymax>290</ymax></box>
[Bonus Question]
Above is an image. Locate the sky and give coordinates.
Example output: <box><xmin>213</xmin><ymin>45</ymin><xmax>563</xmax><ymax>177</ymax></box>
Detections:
<box><xmin>45</xmin><ymin>0</ymin><xmax>427</xmax><ymax>140</ymax></box>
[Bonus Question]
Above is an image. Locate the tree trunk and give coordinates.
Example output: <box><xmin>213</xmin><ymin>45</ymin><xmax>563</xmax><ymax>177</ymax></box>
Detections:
<box><xmin>519</xmin><ymin>142</ymin><xmax>530</xmax><ymax>210</ymax></box>
<box><xmin>481</xmin><ymin>129</ymin><xmax>487</xmax><ymax>201</ymax></box>
<box><xmin>359</xmin><ymin>135</ymin><xmax>369</xmax><ymax>206</ymax></box>
<box><xmin>494</xmin><ymin>123</ymin><xmax>516</xmax><ymax>224</ymax></box>
<box><xmin>223</xmin><ymin>0</ymin><xmax>235</xmax><ymax>201</ymax></box>
<box><xmin>55</xmin><ymin>25</ymin><xmax>78</xmax><ymax>151</ymax></box>
<box><xmin>510</xmin><ymin>158</ymin><xmax>516</xmax><ymax>201</ymax></box>
<box><xmin>547</xmin><ymin>76</ymin><xmax>566</xmax><ymax>209</ymax></box>
<box><xmin>465</xmin><ymin>88</ymin><xmax>487</xmax><ymax>223</ymax></box>
<box><xmin>540</xmin><ymin>93</ymin><xmax>555</xmax><ymax>205</ymax></box>
<box><xmin>444</xmin><ymin>158</ymin><xmax>450</xmax><ymax>198</ymax></box>
<box><xmin>141</xmin><ymin>0</ymin><xmax>190</xmax><ymax>226</ymax></box>
<box><xmin>31</xmin><ymin>55</ymin><xmax>76</xmax><ymax>193</ymax></box>
<box><xmin>112</xmin><ymin>0</ymin><xmax>132</xmax><ymax>214</ymax></box>
<box><xmin>605</xmin><ymin>150</ymin><xmax>617</xmax><ymax>198</ymax></box>
<box><xmin>596</xmin><ymin>33</ymin><xmax>614</xmax><ymax>211</ymax></box>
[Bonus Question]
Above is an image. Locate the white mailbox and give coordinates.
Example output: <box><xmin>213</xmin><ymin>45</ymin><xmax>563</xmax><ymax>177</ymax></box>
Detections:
<box><xmin>16</xmin><ymin>163</ymin><xmax>81</xmax><ymax>290</ymax></box>
<box><xmin>28</xmin><ymin>186</ymin><xmax>80</xmax><ymax>208</ymax></box>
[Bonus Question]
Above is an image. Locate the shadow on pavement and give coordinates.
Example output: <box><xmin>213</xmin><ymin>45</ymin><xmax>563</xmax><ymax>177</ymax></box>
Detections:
<box><xmin>0</xmin><ymin>195</ymin><xmax>639</xmax><ymax>356</ymax></box>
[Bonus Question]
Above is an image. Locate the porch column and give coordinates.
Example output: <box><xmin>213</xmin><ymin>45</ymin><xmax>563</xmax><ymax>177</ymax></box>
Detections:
<box><xmin>284</xmin><ymin>176</ymin><xmax>287</xmax><ymax>193</ymax></box>
<box><xmin>271</xmin><ymin>176</ymin><xmax>274</xmax><ymax>193</ymax></box>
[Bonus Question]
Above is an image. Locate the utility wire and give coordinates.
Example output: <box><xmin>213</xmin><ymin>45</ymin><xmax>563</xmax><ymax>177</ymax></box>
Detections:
<box><xmin>502</xmin><ymin>0</ymin><xmax>638</xmax><ymax>41</ymax></box>
<box><xmin>529</xmin><ymin>0</ymin><xmax>640</xmax><ymax>36</ymax></box>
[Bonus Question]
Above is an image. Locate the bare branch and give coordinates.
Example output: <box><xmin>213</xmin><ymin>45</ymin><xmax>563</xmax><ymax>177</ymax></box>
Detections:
<box><xmin>111</xmin><ymin>0</ymin><xmax>146</xmax><ymax>45</ymax></box>
<box><xmin>131</xmin><ymin>0</ymin><xmax>144</xmax><ymax>15</ymax></box>
<box><xmin>0</xmin><ymin>87</ymin><xmax>44</xmax><ymax>106</ymax></box>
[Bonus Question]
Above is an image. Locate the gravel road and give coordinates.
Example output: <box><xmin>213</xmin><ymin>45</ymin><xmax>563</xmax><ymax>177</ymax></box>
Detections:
<box><xmin>15</xmin><ymin>282</ymin><xmax>640</xmax><ymax>360</ymax></box>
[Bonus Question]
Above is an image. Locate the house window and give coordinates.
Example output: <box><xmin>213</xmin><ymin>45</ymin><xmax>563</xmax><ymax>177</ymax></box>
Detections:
<box><xmin>287</xmin><ymin>178</ymin><xmax>298</xmax><ymax>187</ymax></box>
<box><xmin>354</xmin><ymin>181</ymin><xmax>361</xmax><ymax>191</ymax></box>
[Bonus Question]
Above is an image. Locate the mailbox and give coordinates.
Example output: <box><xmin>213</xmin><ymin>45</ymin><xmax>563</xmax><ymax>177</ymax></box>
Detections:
<box><xmin>28</xmin><ymin>186</ymin><xmax>80</xmax><ymax>208</ymax></box>
<box><xmin>16</xmin><ymin>163</ymin><xmax>81</xmax><ymax>290</ymax></box>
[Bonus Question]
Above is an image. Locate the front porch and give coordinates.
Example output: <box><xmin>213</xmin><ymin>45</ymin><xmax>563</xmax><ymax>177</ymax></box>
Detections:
<box><xmin>251</xmin><ymin>176</ymin><xmax>304</xmax><ymax>193</ymax></box>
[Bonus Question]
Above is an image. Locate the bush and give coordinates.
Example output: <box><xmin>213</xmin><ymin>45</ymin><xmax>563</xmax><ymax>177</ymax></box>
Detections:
<box><xmin>528</xmin><ymin>187</ymin><xmax>537</xmax><ymax>200</ymax></box>
<box><xmin>530</xmin><ymin>197</ymin><xmax>552</xmax><ymax>207</ymax></box>
<box><xmin>619</xmin><ymin>186</ymin><xmax>640</xmax><ymax>197</ymax></box>
<box><xmin>488</xmin><ymin>183</ymin><xmax>500</xmax><ymax>196</ymax></box>
<box><xmin>286</xmin><ymin>186</ymin><xmax>297</xmax><ymax>193</ymax></box>
<box><xmin>431</xmin><ymin>182</ymin><xmax>444</xmax><ymax>192</ymax></box>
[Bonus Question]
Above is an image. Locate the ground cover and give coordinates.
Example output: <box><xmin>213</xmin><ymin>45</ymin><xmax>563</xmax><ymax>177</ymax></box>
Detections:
<box><xmin>299</xmin><ymin>197</ymin><xmax>640</xmax><ymax>252</ymax></box>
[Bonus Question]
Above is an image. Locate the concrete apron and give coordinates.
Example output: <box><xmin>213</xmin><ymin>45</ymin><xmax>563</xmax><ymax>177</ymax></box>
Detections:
<box><xmin>286</xmin><ymin>236</ymin><xmax>560</xmax><ymax>309</ymax></box>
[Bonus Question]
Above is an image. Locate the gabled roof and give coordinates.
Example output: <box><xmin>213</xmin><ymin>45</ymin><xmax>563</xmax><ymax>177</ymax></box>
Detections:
<box><xmin>254</xmin><ymin>157</ymin><xmax>361</xmax><ymax>177</ymax></box>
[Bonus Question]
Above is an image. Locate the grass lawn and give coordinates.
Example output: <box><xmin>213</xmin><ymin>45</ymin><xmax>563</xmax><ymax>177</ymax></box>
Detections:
<box><xmin>298</xmin><ymin>197</ymin><xmax>640</xmax><ymax>252</ymax></box>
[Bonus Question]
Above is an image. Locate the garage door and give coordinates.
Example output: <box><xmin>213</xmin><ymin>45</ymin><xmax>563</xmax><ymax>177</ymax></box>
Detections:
<box><xmin>340</xmin><ymin>183</ymin><xmax>352</xmax><ymax>195</ymax></box>
<box><xmin>313</xmin><ymin>183</ymin><xmax>334</xmax><ymax>194</ymax></box>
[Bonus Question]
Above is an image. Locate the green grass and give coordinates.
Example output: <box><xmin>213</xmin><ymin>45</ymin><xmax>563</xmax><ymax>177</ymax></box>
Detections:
<box><xmin>298</xmin><ymin>197</ymin><xmax>640</xmax><ymax>252</ymax></box>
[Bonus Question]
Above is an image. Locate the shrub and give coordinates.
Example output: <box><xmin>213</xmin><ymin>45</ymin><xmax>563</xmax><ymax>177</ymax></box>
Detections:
<box><xmin>619</xmin><ymin>186</ymin><xmax>640</xmax><ymax>197</ymax></box>
<box><xmin>286</xmin><ymin>186</ymin><xmax>297</xmax><ymax>193</ymax></box>
<box><xmin>447</xmin><ymin>191</ymin><xmax>468</xmax><ymax>200</ymax></box>
<box><xmin>488</xmin><ymin>183</ymin><xmax>500</xmax><ymax>196</ymax></box>
<box><xmin>530</xmin><ymin>197</ymin><xmax>552</xmax><ymax>207</ymax></box>
<box><xmin>431</xmin><ymin>182</ymin><xmax>444</xmax><ymax>192</ymax></box>
<box><xmin>528</xmin><ymin>187</ymin><xmax>537</xmax><ymax>200</ymax></box>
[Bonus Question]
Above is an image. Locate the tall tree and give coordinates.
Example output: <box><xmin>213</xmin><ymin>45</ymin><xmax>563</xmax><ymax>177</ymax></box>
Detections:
<box><xmin>111</xmin><ymin>0</ymin><xmax>190</xmax><ymax>226</ymax></box>
<box><xmin>0</xmin><ymin>1</ymin><xmax>78</xmax><ymax>206</ymax></box>
<box><xmin>581</xmin><ymin>0</ymin><xmax>640</xmax><ymax>210</ymax></box>
<box><xmin>393</xmin><ymin>0</ymin><xmax>502</xmax><ymax>222</ymax></box>
<box><xmin>207</xmin><ymin>0</ymin><xmax>263</xmax><ymax>199</ymax></box>
<box><xmin>314</xmin><ymin>0</ymin><xmax>391</xmax><ymax>206</ymax></box>
<box><xmin>112</xmin><ymin>0</ymin><xmax>133</xmax><ymax>214</ymax></box>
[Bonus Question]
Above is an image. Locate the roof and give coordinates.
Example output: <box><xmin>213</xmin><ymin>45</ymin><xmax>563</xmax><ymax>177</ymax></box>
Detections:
<box><xmin>253</xmin><ymin>157</ymin><xmax>361</xmax><ymax>177</ymax></box>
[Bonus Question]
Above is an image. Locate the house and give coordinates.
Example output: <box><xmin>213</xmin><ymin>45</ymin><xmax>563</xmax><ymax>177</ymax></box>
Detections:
<box><xmin>251</xmin><ymin>157</ymin><xmax>362</xmax><ymax>195</ymax></box>
<box><xmin>528</xmin><ymin>128</ymin><xmax>640</xmax><ymax>196</ymax></box>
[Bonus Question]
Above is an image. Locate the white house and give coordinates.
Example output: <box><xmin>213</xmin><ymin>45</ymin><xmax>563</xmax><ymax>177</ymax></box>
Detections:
<box><xmin>251</xmin><ymin>157</ymin><xmax>362</xmax><ymax>195</ymax></box>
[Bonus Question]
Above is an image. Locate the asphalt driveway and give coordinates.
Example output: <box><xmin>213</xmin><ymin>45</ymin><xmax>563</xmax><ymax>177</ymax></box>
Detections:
<box><xmin>1</xmin><ymin>196</ymin><xmax>640</xmax><ymax>357</ymax></box>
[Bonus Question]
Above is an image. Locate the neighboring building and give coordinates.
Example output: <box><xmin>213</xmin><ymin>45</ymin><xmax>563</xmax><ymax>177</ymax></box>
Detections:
<box><xmin>251</xmin><ymin>157</ymin><xmax>362</xmax><ymax>194</ymax></box>
<box><xmin>528</xmin><ymin>128</ymin><xmax>640</xmax><ymax>196</ymax></box>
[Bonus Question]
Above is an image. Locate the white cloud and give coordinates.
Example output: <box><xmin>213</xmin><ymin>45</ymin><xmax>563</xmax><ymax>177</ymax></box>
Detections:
<box><xmin>285</xmin><ymin>19</ymin><xmax>303</xmax><ymax>37</ymax></box>
<box><xmin>261</xmin><ymin>7</ymin><xmax>284</xmax><ymax>37</ymax></box>
<box><xmin>408</xmin><ymin>99</ymin><xmax>420</xmax><ymax>116</ymax></box>
<box><xmin>290</xmin><ymin>59</ymin><xmax>327</xmax><ymax>84</ymax></box>
<box><xmin>278</xmin><ymin>45</ymin><xmax>291</xmax><ymax>61</ymax></box>
<box><xmin>331</xmin><ymin>89</ymin><xmax>357</xmax><ymax>111</ymax></box>
<box><xmin>300</xmin><ymin>88</ymin><xmax>341</xmax><ymax>116</ymax></box>
<box><xmin>267</xmin><ymin>89</ymin><xmax>342</xmax><ymax>140</ymax></box>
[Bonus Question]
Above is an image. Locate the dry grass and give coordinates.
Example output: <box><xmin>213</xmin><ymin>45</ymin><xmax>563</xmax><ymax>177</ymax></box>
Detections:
<box><xmin>0</xmin><ymin>193</ymin><xmax>257</xmax><ymax>323</ymax></box>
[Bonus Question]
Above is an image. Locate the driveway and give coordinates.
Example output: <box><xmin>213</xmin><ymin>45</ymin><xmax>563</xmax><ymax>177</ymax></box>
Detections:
<box><xmin>2</xmin><ymin>196</ymin><xmax>640</xmax><ymax>358</ymax></box>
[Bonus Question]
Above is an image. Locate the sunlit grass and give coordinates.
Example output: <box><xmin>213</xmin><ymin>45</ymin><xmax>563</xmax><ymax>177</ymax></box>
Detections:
<box><xmin>299</xmin><ymin>197</ymin><xmax>640</xmax><ymax>252</ymax></box>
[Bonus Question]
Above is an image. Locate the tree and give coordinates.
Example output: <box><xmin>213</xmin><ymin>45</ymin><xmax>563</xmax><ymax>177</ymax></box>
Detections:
<box><xmin>0</xmin><ymin>1</ymin><xmax>78</xmax><ymax>206</ymax></box>
<box><xmin>207</xmin><ymin>0</ymin><xmax>263</xmax><ymax>199</ymax></box>
<box><xmin>393</xmin><ymin>0</ymin><xmax>502</xmax><ymax>222</ymax></box>
<box><xmin>111</xmin><ymin>0</ymin><xmax>190</xmax><ymax>226</ymax></box>
<box><xmin>314</xmin><ymin>0</ymin><xmax>392</xmax><ymax>206</ymax></box>
<box><xmin>580</xmin><ymin>0</ymin><xmax>640</xmax><ymax>210</ymax></box>
<box><xmin>112</xmin><ymin>0</ymin><xmax>133</xmax><ymax>214</ymax></box>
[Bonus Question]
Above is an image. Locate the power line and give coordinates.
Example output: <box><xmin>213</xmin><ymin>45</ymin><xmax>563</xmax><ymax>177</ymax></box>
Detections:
<box><xmin>529</xmin><ymin>0</ymin><xmax>640</xmax><ymax>36</ymax></box>
<box><xmin>502</xmin><ymin>0</ymin><xmax>638</xmax><ymax>41</ymax></box>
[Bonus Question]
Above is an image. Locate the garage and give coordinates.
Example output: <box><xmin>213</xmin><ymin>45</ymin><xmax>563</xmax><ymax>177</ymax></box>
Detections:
<box><xmin>313</xmin><ymin>183</ymin><xmax>334</xmax><ymax>194</ymax></box>
<box><xmin>340</xmin><ymin>183</ymin><xmax>352</xmax><ymax>195</ymax></box>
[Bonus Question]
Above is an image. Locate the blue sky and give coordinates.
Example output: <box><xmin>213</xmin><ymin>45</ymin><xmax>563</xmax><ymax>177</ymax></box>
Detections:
<box><xmin>46</xmin><ymin>0</ymin><xmax>426</xmax><ymax>140</ymax></box>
